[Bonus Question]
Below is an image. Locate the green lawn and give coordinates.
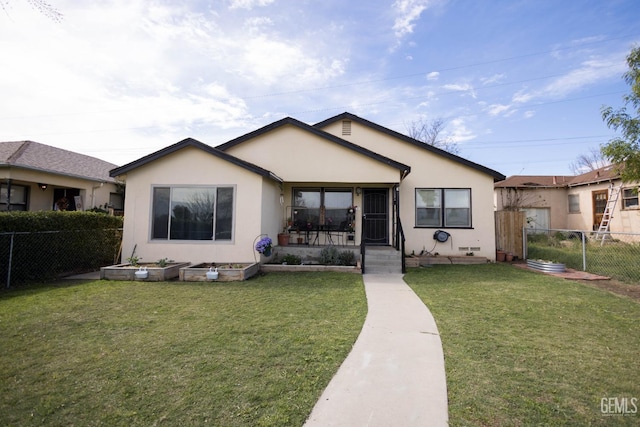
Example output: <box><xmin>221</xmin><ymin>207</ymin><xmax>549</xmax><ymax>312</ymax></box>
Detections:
<box><xmin>0</xmin><ymin>273</ymin><xmax>366</xmax><ymax>427</ymax></box>
<box><xmin>3</xmin><ymin>267</ymin><xmax>639</xmax><ymax>426</ymax></box>
<box><xmin>405</xmin><ymin>264</ymin><xmax>640</xmax><ymax>426</ymax></box>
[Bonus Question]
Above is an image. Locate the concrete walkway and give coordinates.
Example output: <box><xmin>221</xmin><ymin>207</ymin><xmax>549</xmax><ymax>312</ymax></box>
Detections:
<box><xmin>304</xmin><ymin>274</ymin><xmax>448</xmax><ymax>427</ymax></box>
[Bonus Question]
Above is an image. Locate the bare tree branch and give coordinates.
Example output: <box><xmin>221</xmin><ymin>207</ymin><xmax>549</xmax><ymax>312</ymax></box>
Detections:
<box><xmin>405</xmin><ymin>117</ymin><xmax>461</xmax><ymax>155</ymax></box>
<box><xmin>569</xmin><ymin>147</ymin><xmax>610</xmax><ymax>175</ymax></box>
<box><xmin>1</xmin><ymin>0</ymin><xmax>62</xmax><ymax>22</ymax></box>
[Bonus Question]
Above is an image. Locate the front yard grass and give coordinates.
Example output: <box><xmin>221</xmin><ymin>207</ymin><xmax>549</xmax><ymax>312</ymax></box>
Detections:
<box><xmin>405</xmin><ymin>264</ymin><xmax>640</xmax><ymax>426</ymax></box>
<box><xmin>0</xmin><ymin>273</ymin><xmax>366</xmax><ymax>426</ymax></box>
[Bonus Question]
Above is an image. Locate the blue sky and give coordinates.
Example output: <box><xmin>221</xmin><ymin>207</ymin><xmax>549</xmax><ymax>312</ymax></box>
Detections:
<box><xmin>1</xmin><ymin>0</ymin><xmax>639</xmax><ymax>177</ymax></box>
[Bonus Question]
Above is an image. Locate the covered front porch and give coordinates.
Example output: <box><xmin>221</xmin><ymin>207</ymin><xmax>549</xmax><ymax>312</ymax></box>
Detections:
<box><xmin>279</xmin><ymin>183</ymin><xmax>405</xmax><ymax>249</ymax></box>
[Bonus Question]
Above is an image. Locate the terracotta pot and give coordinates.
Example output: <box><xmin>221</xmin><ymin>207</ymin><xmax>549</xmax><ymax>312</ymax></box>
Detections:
<box><xmin>496</xmin><ymin>250</ymin><xmax>506</xmax><ymax>262</ymax></box>
<box><xmin>505</xmin><ymin>253</ymin><xmax>514</xmax><ymax>262</ymax></box>
<box><xmin>277</xmin><ymin>233</ymin><xmax>289</xmax><ymax>246</ymax></box>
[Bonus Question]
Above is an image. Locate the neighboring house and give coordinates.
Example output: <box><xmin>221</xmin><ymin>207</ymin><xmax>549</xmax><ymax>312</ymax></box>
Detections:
<box><xmin>110</xmin><ymin>112</ymin><xmax>505</xmax><ymax>266</ymax></box>
<box><xmin>495</xmin><ymin>165</ymin><xmax>640</xmax><ymax>233</ymax></box>
<box><xmin>0</xmin><ymin>141</ymin><xmax>122</xmax><ymax>213</ymax></box>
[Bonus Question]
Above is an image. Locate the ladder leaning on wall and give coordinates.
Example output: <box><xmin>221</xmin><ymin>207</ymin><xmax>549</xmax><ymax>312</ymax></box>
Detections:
<box><xmin>595</xmin><ymin>183</ymin><xmax>623</xmax><ymax>245</ymax></box>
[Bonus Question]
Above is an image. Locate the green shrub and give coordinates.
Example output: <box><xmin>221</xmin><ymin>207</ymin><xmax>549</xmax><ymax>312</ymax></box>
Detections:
<box><xmin>0</xmin><ymin>211</ymin><xmax>122</xmax><ymax>232</ymax></box>
<box><xmin>320</xmin><ymin>246</ymin><xmax>339</xmax><ymax>265</ymax></box>
<box><xmin>320</xmin><ymin>247</ymin><xmax>356</xmax><ymax>266</ymax></box>
<box><xmin>337</xmin><ymin>250</ymin><xmax>355</xmax><ymax>266</ymax></box>
<box><xmin>281</xmin><ymin>254</ymin><xmax>302</xmax><ymax>265</ymax></box>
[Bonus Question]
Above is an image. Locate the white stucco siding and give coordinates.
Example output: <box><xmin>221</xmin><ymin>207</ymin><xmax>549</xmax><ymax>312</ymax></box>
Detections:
<box><xmin>321</xmin><ymin>120</ymin><xmax>499</xmax><ymax>259</ymax></box>
<box><xmin>223</xmin><ymin>125</ymin><xmax>402</xmax><ymax>183</ymax></box>
<box><xmin>119</xmin><ymin>146</ymin><xmax>269</xmax><ymax>264</ymax></box>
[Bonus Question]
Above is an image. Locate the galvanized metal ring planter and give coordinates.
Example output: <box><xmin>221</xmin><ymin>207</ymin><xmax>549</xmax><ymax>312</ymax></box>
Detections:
<box><xmin>526</xmin><ymin>259</ymin><xmax>566</xmax><ymax>273</ymax></box>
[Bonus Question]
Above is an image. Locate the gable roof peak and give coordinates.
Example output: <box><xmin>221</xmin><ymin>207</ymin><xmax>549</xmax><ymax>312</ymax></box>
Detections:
<box><xmin>314</xmin><ymin>112</ymin><xmax>506</xmax><ymax>181</ymax></box>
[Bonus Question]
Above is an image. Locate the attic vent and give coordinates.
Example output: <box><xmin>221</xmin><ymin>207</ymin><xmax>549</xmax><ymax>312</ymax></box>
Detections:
<box><xmin>342</xmin><ymin>120</ymin><xmax>352</xmax><ymax>136</ymax></box>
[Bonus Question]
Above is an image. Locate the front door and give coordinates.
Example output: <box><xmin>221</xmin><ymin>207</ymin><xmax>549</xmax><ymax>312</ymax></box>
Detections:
<box><xmin>363</xmin><ymin>188</ymin><xmax>388</xmax><ymax>245</ymax></box>
<box><xmin>592</xmin><ymin>190</ymin><xmax>608</xmax><ymax>230</ymax></box>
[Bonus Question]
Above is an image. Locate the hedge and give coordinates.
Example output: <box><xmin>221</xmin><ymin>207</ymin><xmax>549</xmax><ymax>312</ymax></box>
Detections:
<box><xmin>0</xmin><ymin>212</ymin><xmax>124</xmax><ymax>287</ymax></box>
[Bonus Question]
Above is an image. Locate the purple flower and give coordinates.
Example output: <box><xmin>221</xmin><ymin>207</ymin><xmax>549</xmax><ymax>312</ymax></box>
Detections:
<box><xmin>255</xmin><ymin>236</ymin><xmax>273</xmax><ymax>254</ymax></box>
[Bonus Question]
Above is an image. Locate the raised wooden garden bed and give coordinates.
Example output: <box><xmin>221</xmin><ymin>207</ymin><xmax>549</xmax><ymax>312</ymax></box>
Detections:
<box><xmin>100</xmin><ymin>262</ymin><xmax>190</xmax><ymax>281</ymax></box>
<box><xmin>179</xmin><ymin>263</ymin><xmax>259</xmax><ymax>282</ymax></box>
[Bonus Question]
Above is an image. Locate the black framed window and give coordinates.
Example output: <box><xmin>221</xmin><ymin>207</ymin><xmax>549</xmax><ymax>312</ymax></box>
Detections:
<box><xmin>293</xmin><ymin>188</ymin><xmax>352</xmax><ymax>230</ymax></box>
<box><xmin>151</xmin><ymin>186</ymin><xmax>234</xmax><ymax>241</ymax></box>
<box><xmin>416</xmin><ymin>188</ymin><xmax>471</xmax><ymax>228</ymax></box>
<box><xmin>0</xmin><ymin>183</ymin><xmax>28</xmax><ymax>211</ymax></box>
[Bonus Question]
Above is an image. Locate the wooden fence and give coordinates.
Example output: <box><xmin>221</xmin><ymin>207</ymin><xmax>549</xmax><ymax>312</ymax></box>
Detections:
<box><xmin>495</xmin><ymin>210</ymin><xmax>525</xmax><ymax>260</ymax></box>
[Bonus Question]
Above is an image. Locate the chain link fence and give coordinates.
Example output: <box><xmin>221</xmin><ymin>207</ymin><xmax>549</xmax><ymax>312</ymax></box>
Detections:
<box><xmin>1</xmin><ymin>229</ymin><xmax>123</xmax><ymax>288</ymax></box>
<box><xmin>525</xmin><ymin>228</ymin><xmax>640</xmax><ymax>284</ymax></box>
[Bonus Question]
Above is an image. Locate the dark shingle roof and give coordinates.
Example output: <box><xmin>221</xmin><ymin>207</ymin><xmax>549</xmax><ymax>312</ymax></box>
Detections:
<box><xmin>0</xmin><ymin>140</ymin><xmax>118</xmax><ymax>183</ymax></box>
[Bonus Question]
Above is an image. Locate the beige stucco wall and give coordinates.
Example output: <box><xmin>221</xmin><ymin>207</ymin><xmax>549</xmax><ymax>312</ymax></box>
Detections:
<box><xmin>318</xmin><ymin>120</ymin><xmax>500</xmax><ymax>259</ymax></box>
<box><xmin>223</xmin><ymin>125</ymin><xmax>402</xmax><ymax>183</ymax></box>
<box><xmin>117</xmin><ymin>146</ymin><xmax>280</xmax><ymax>265</ymax></box>
<box><xmin>1</xmin><ymin>167</ymin><xmax>117</xmax><ymax>211</ymax></box>
<box><xmin>494</xmin><ymin>181</ymin><xmax>640</xmax><ymax>235</ymax></box>
<box><xmin>495</xmin><ymin>187</ymin><xmax>569</xmax><ymax>229</ymax></box>
<box><xmin>567</xmin><ymin>181</ymin><xmax>640</xmax><ymax>233</ymax></box>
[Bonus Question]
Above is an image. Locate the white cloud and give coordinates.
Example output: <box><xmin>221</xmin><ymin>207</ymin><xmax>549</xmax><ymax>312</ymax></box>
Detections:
<box><xmin>229</xmin><ymin>0</ymin><xmax>275</xmax><ymax>10</ymax></box>
<box><xmin>511</xmin><ymin>53</ymin><xmax>626</xmax><ymax>105</ymax></box>
<box><xmin>481</xmin><ymin>73</ymin><xmax>506</xmax><ymax>85</ymax></box>
<box><xmin>392</xmin><ymin>0</ymin><xmax>439</xmax><ymax>40</ymax></box>
<box><xmin>486</xmin><ymin>104</ymin><xmax>511</xmax><ymax>116</ymax></box>
<box><xmin>523</xmin><ymin>110</ymin><xmax>536</xmax><ymax>119</ymax></box>
<box><xmin>426</xmin><ymin>71</ymin><xmax>440</xmax><ymax>81</ymax></box>
<box><xmin>443</xmin><ymin>83</ymin><xmax>476</xmax><ymax>98</ymax></box>
<box><xmin>542</xmin><ymin>57</ymin><xmax>626</xmax><ymax>98</ymax></box>
<box><xmin>448</xmin><ymin>118</ymin><xmax>476</xmax><ymax>143</ymax></box>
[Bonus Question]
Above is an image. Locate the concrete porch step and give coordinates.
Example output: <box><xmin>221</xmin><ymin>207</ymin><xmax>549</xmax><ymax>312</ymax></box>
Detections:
<box><xmin>364</xmin><ymin>246</ymin><xmax>402</xmax><ymax>274</ymax></box>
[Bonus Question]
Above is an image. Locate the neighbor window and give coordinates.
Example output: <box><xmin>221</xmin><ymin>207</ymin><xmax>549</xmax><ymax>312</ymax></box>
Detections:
<box><xmin>151</xmin><ymin>186</ymin><xmax>234</xmax><ymax>241</ymax></box>
<box><xmin>0</xmin><ymin>183</ymin><xmax>27</xmax><ymax>211</ymax></box>
<box><xmin>416</xmin><ymin>188</ymin><xmax>471</xmax><ymax>227</ymax></box>
<box><xmin>568</xmin><ymin>194</ymin><xmax>580</xmax><ymax>213</ymax></box>
<box><xmin>622</xmin><ymin>188</ymin><xmax>639</xmax><ymax>209</ymax></box>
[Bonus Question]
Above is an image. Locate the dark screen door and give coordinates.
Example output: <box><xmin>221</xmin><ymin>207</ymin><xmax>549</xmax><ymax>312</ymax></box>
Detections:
<box><xmin>363</xmin><ymin>188</ymin><xmax>388</xmax><ymax>245</ymax></box>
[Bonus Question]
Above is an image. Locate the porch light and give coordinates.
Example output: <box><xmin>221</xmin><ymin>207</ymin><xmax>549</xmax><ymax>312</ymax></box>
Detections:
<box><xmin>38</xmin><ymin>183</ymin><xmax>48</xmax><ymax>191</ymax></box>
<box><xmin>355</xmin><ymin>187</ymin><xmax>361</xmax><ymax>196</ymax></box>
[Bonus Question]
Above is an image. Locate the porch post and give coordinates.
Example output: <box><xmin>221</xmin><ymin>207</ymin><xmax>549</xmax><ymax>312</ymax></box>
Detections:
<box><xmin>5</xmin><ymin>179</ymin><xmax>11</xmax><ymax>211</ymax></box>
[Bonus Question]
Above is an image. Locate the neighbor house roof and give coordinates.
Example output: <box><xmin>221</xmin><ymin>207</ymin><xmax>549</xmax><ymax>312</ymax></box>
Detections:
<box><xmin>494</xmin><ymin>175</ymin><xmax>574</xmax><ymax>188</ymax></box>
<box><xmin>495</xmin><ymin>165</ymin><xmax>622</xmax><ymax>189</ymax></box>
<box><xmin>109</xmin><ymin>137</ymin><xmax>283</xmax><ymax>183</ymax></box>
<box><xmin>567</xmin><ymin>165</ymin><xmax>620</xmax><ymax>187</ymax></box>
<box><xmin>216</xmin><ymin>116</ymin><xmax>412</xmax><ymax>179</ymax></box>
<box><xmin>0</xmin><ymin>140</ymin><xmax>117</xmax><ymax>182</ymax></box>
<box><xmin>314</xmin><ymin>112</ymin><xmax>506</xmax><ymax>181</ymax></box>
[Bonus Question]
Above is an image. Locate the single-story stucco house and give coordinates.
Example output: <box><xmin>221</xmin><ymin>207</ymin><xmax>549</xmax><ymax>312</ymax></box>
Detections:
<box><xmin>495</xmin><ymin>164</ymin><xmax>640</xmax><ymax>233</ymax></box>
<box><xmin>110</xmin><ymin>112</ymin><xmax>505</xmax><ymax>269</ymax></box>
<box><xmin>1</xmin><ymin>140</ymin><xmax>122</xmax><ymax>213</ymax></box>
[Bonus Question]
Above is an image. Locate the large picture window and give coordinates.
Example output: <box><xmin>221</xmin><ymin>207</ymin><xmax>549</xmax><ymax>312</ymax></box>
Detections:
<box><xmin>293</xmin><ymin>188</ymin><xmax>352</xmax><ymax>229</ymax></box>
<box><xmin>416</xmin><ymin>188</ymin><xmax>471</xmax><ymax>228</ymax></box>
<box><xmin>151</xmin><ymin>186</ymin><xmax>234</xmax><ymax>241</ymax></box>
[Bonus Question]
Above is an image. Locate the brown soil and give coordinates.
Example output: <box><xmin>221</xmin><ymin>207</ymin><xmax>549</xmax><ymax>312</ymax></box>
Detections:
<box><xmin>579</xmin><ymin>278</ymin><xmax>640</xmax><ymax>301</ymax></box>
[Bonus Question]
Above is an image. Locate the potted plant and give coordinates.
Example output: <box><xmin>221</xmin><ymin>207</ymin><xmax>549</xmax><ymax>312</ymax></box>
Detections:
<box><xmin>255</xmin><ymin>236</ymin><xmax>273</xmax><ymax>257</ymax></box>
